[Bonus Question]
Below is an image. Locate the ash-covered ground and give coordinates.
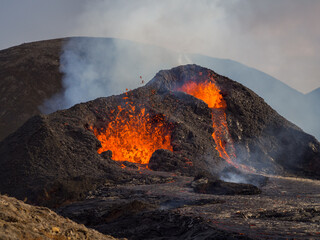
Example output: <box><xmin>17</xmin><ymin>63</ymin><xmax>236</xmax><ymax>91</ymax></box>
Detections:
<box><xmin>0</xmin><ymin>65</ymin><xmax>319</xmax><ymax>239</ymax></box>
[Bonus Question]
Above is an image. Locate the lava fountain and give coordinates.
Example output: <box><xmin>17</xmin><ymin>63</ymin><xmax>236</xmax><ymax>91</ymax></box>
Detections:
<box><xmin>92</xmin><ymin>93</ymin><xmax>173</xmax><ymax>165</ymax></box>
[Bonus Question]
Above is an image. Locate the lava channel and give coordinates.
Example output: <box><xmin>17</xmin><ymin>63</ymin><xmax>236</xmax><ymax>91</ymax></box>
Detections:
<box><xmin>175</xmin><ymin>74</ymin><xmax>240</xmax><ymax>169</ymax></box>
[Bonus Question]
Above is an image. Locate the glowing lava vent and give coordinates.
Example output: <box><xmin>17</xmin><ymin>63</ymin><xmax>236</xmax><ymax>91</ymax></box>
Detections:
<box><xmin>92</xmin><ymin>100</ymin><xmax>173</xmax><ymax>165</ymax></box>
<box><xmin>175</xmin><ymin>73</ymin><xmax>238</xmax><ymax>168</ymax></box>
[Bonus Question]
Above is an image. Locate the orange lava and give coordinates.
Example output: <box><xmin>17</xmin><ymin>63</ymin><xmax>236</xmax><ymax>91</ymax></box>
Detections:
<box><xmin>177</xmin><ymin>80</ymin><xmax>226</xmax><ymax>109</ymax></box>
<box><xmin>176</xmin><ymin>78</ymin><xmax>238</xmax><ymax>168</ymax></box>
<box><xmin>92</xmin><ymin>102</ymin><xmax>173</xmax><ymax>165</ymax></box>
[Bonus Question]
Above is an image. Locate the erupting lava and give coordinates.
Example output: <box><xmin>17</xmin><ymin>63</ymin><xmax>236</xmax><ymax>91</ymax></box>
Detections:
<box><xmin>92</xmin><ymin>97</ymin><xmax>173</xmax><ymax>165</ymax></box>
<box><xmin>175</xmin><ymin>75</ymin><xmax>238</xmax><ymax>168</ymax></box>
<box><xmin>92</xmin><ymin>73</ymin><xmax>245</xmax><ymax>170</ymax></box>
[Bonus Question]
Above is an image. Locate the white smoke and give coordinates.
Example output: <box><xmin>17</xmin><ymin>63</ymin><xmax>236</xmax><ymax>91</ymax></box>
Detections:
<box><xmin>40</xmin><ymin>37</ymin><xmax>191</xmax><ymax>112</ymax></box>
<box><xmin>220</xmin><ymin>172</ymin><xmax>249</xmax><ymax>185</ymax></box>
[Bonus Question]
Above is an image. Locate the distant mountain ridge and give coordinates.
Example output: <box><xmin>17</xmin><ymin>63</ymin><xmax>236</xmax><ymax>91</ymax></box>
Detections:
<box><xmin>0</xmin><ymin>37</ymin><xmax>319</xmax><ymax>140</ymax></box>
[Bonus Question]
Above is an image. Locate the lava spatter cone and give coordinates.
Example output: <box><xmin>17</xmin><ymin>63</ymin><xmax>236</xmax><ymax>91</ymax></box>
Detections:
<box><xmin>0</xmin><ymin>64</ymin><xmax>319</xmax><ymax>207</ymax></box>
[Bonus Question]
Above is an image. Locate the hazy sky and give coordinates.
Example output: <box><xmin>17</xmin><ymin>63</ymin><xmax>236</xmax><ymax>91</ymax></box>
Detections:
<box><xmin>1</xmin><ymin>0</ymin><xmax>319</xmax><ymax>93</ymax></box>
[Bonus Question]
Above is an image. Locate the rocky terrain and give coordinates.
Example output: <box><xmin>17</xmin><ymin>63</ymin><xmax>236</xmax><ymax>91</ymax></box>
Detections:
<box><xmin>0</xmin><ymin>194</ymin><xmax>120</xmax><ymax>240</ymax></box>
<box><xmin>57</xmin><ymin>169</ymin><xmax>320</xmax><ymax>239</ymax></box>
<box><xmin>0</xmin><ymin>65</ymin><xmax>319</xmax><ymax>239</ymax></box>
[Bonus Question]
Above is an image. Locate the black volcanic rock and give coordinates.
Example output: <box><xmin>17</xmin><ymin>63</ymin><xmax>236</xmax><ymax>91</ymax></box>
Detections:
<box><xmin>0</xmin><ymin>64</ymin><xmax>319</xmax><ymax>208</ymax></box>
<box><xmin>94</xmin><ymin>210</ymin><xmax>253</xmax><ymax>240</ymax></box>
<box><xmin>191</xmin><ymin>171</ymin><xmax>262</xmax><ymax>195</ymax></box>
<box><xmin>192</xmin><ymin>178</ymin><xmax>261</xmax><ymax>195</ymax></box>
<box><xmin>0</xmin><ymin>114</ymin><xmax>122</xmax><ymax>207</ymax></box>
<box><xmin>149</xmin><ymin>149</ymin><xmax>196</xmax><ymax>175</ymax></box>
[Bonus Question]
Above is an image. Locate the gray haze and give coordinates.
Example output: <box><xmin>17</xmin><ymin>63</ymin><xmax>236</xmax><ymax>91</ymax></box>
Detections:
<box><xmin>1</xmin><ymin>0</ymin><xmax>319</xmax><ymax>93</ymax></box>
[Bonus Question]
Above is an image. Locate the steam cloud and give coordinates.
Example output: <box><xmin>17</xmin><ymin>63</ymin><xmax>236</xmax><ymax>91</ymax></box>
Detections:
<box><xmin>71</xmin><ymin>0</ymin><xmax>320</xmax><ymax>94</ymax></box>
<box><xmin>2</xmin><ymin>0</ymin><xmax>319</xmax><ymax>93</ymax></box>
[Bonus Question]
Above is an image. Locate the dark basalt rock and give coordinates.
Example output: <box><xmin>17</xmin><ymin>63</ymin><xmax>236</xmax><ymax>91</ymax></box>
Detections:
<box><xmin>57</xmin><ymin>195</ymin><xmax>251</xmax><ymax>240</ymax></box>
<box><xmin>0</xmin><ymin>64</ymin><xmax>319</xmax><ymax>208</ymax></box>
<box><xmin>191</xmin><ymin>172</ymin><xmax>262</xmax><ymax>195</ymax></box>
<box><xmin>94</xmin><ymin>210</ymin><xmax>254</xmax><ymax>240</ymax></box>
<box><xmin>101</xmin><ymin>150</ymin><xmax>113</xmax><ymax>159</ymax></box>
<box><xmin>149</xmin><ymin>149</ymin><xmax>196</xmax><ymax>175</ymax></box>
<box><xmin>246</xmin><ymin>207</ymin><xmax>320</xmax><ymax>222</ymax></box>
<box><xmin>0</xmin><ymin>114</ymin><xmax>124</xmax><ymax>207</ymax></box>
<box><xmin>192</xmin><ymin>177</ymin><xmax>261</xmax><ymax>195</ymax></box>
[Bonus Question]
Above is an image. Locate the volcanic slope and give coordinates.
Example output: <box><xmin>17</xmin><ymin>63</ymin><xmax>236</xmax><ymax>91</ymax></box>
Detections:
<box><xmin>1</xmin><ymin>37</ymin><xmax>319</xmax><ymax>142</ymax></box>
<box><xmin>0</xmin><ymin>64</ymin><xmax>319</xmax><ymax>209</ymax></box>
<box><xmin>0</xmin><ymin>38</ymin><xmax>65</xmax><ymax>141</ymax></box>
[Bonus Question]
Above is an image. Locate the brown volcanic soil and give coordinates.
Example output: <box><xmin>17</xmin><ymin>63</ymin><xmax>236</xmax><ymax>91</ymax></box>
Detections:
<box><xmin>0</xmin><ymin>194</ymin><xmax>120</xmax><ymax>240</ymax></box>
<box><xmin>0</xmin><ymin>38</ymin><xmax>65</xmax><ymax>141</ymax></box>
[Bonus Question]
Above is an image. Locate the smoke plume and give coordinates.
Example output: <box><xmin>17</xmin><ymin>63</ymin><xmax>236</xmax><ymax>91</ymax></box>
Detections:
<box><xmin>71</xmin><ymin>0</ymin><xmax>320</xmax><ymax>93</ymax></box>
<box><xmin>40</xmin><ymin>37</ymin><xmax>192</xmax><ymax>112</ymax></box>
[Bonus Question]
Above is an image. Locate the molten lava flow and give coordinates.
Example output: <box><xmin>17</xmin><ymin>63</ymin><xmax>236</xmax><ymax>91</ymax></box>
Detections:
<box><xmin>176</xmin><ymin>81</ymin><xmax>226</xmax><ymax>109</ymax></box>
<box><xmin>176</xmin><ymin>78</ymin><xmax>238</xmax><ymax>168</ymax></box>
<box><xmin>92</xmin><ymin>102</ymin><xmax>173</xmax><ymax>165</ymax></box>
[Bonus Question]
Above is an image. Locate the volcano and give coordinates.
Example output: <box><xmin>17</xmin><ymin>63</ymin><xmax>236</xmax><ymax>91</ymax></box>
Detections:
<box><xmin>0</xmin><ymin>65</ymin><xmax>320</xmax><ymax>239</ymax></box>
<box><xmin>1</xmin><ymin>37</ymin><xmax>320</xmax><ymax>143</ymax></box>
